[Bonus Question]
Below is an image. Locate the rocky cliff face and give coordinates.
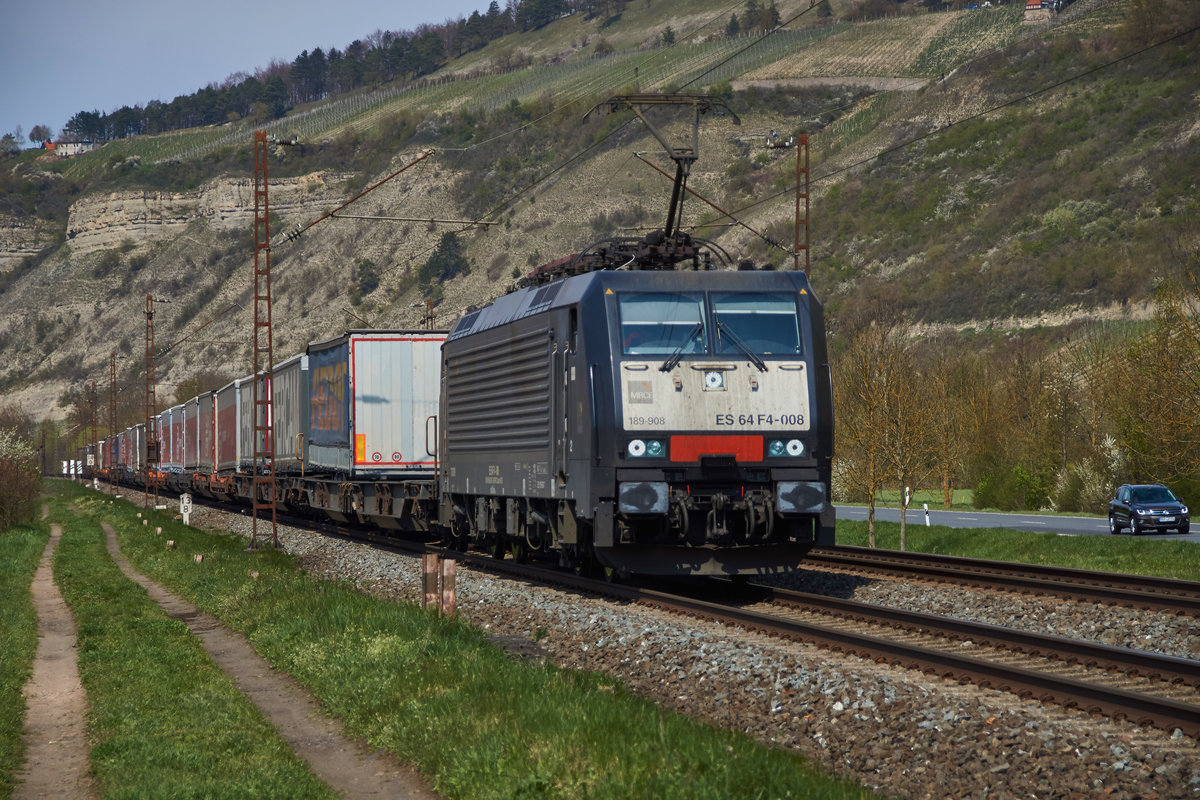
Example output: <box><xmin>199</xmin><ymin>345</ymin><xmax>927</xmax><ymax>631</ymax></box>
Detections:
<box><xmin>62</xmin><ymin>172</ymin><xmax>352</xmax><ymax>256</ymax></box>
<box><xmin>0</xmin><ymin>216</ymin><xmax>52</xmax><ymax>273</ymax></box>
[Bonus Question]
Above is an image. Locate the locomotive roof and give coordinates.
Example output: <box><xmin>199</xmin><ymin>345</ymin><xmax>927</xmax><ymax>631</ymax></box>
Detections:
<box><xmin>448</xmin><ymin>268</ymin><xmax>816</xmax><ymax>341</ymax></box>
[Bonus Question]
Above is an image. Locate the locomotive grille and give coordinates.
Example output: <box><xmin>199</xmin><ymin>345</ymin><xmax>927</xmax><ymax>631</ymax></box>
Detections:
<box><xmin>445</xmin><ymin>327</ymin><xmax>552</xmax><ymax>453</ymax></box>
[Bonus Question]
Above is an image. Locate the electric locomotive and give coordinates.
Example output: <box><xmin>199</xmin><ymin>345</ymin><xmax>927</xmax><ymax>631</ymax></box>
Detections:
<box><xmin>438</xmin><ymin>263</ymin><xmax>834</xmax><ymax>576</ymax></box>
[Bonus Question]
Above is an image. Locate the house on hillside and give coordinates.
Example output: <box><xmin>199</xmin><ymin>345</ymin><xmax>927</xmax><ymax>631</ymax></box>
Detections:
<box><xmin>1024</xmin><ymin>0</ymin><xmax>1052</xmax><ymax>21</ymax></box>
<box><xmin>45</xmin><ymin>140</ymin><xmax>99</xmax><ymax>157</ymax></box>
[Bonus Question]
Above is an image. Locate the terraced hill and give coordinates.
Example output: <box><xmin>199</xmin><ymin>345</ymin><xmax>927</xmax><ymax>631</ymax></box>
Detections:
<box><xmin>0</xmin><ymin>0</ymin><xmax>1195</xmax><ymax>440</ymax></box>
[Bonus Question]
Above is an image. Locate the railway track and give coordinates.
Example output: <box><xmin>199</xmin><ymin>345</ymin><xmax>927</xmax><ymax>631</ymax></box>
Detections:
<box><xmin>427</xmin><ymin>547</ymin><xmax>1200</xmax><ymax>738</ymax></box>
<box><xmin>806</xmin><ymin>545</ymin><xmax>1200</xmax><ymax>614</ymax></box>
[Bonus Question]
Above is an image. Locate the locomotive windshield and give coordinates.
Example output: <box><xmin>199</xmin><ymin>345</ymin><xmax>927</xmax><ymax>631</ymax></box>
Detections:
<box><xmin>712</xmin><ymin>293</ymin><xmax>802</xmax><ymax>355</ymax></box>
<box><xmin>618</xmin><ymin>291</ymin><xmax>803</xmax><ymax>357</ymax></box>
<box><xmin>619</xmin><ymin>292</ymin><xmax>708</xmax><ymax>355</ymax></box>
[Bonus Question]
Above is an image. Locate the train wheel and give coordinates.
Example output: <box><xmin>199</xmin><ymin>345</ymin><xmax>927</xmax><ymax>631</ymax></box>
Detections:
<box><xmin>490</xmin><ymin>535</ymin><xmax>506</xmax><ymax>560</ymax></box>
<box><xmin>512</xmin><ymin>540</ymin><xmax>529</xmax><ymax>564</ymax></box>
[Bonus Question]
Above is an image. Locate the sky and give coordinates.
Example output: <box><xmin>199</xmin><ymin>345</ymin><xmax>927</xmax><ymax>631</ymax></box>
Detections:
<box><xmin>0</xmin><ymin>0</ymin><xmax>488</xmax><ymax>144</ymax></box>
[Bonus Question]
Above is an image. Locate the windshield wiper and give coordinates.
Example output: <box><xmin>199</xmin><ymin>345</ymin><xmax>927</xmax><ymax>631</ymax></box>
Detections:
<box><xmin>716</xmin><ymin>321</ymin><xmax>768</xmax><ymax>372</ymax></box>
<box><xmin>659</xmin><ymin>322</ymin><xmax>703</xmax><ymax>372</ymax></box>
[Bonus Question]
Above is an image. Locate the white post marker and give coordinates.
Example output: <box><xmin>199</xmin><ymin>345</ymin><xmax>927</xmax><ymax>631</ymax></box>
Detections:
<box><xmin>924</xmin><ymin>503</ymin><xmax>930</xmax><ymax>527</ymax></box>
<box><xmin>180</xmin><ymin>493</ymin><xmax>193</xmax><ymax>526</ymax></box>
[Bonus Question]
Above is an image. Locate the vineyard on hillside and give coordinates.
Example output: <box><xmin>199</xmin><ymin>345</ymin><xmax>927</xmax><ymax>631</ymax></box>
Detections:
<box><xmin>53</xmin><ymin>0</ymin><xmax>1129</xmax><ymax>180</ymax></box>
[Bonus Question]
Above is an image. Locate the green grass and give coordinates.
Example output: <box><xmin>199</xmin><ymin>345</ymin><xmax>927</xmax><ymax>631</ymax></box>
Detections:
<box><xmin>53</xmin><ymin>480</ymin><xmax>872</xmax><ymax>800</ymax></box>
<box><xmin>836</xmin><ymin>520</ymin><xmax>1200</xmax><ymax>581</ymax></box>
<box><xmin>871</xmin><ymin>488</ymin><xmax>975</xmax><ymax>510</ymax></box>
<box><xmin>0</xmin><ymin>520</ymin><xmax>48</xmax><ymax>799</ymax></box>
<box><xmin>45</xmin><ymin>485</ymin><xmax>337</xmax><ymax>800</ymax></box>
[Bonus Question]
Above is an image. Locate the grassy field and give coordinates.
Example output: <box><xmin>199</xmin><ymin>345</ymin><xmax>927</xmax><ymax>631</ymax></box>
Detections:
<box><xmin>7</xmin><ymin>479</ymin><xmax>1195</xmax><ymax>797</ymax></box>
<box><xmin>836</xmin><ymin>520</ymin><xmax>1200</xmax><ymax>581</ymax></box>
<box><xmin>9</xmin><ymin>480</ymin><xmax>873</xmax><ymax>800</ymax></box>
<box><xmin>870</xmin><ymin>488</ymin><xmax>975</xmax><ymax>510</ymax></box>
<box><xmin>0</xmin><ymin>521</ymin><xmax>46</xmax><ymax>799</ymax></box>
<box><xmin>46</xmin><ymin>491</ymin><xmax>338</xmax><ymax>800</ymax></box>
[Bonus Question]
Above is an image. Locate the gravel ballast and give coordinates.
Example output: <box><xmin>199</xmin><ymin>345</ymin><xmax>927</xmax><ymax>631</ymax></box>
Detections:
<box><xmin>189</xmin><ymin>506</ymin><xmax>1200</xmax><ymax>800</ymax></box>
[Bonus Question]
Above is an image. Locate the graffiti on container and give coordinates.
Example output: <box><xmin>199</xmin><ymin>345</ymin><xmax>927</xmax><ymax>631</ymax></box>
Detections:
<box><xmin>311</xmin><ymin>362</ymin><xmax>348</xmax><ymax>433</ymax></box>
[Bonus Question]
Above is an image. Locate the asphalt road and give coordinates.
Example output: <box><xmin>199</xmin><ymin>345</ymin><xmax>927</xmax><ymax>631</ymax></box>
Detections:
<box><xmin>835</xmin><ymin>505</ymin><xmax>1199</xmax><ymax>542</ymax></box>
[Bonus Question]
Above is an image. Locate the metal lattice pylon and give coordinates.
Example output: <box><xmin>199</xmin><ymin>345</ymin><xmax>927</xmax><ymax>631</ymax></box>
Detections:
<box><xmin>251</xmin><ymin>131</ymin><xmax>277</xmax><ymax>548</ymax></box>
<box><xmin>794</xmin><ymin>134</ymin><xmax>810</xmax><ymax>275</ymax></box>
<box><xmin>109</xmin><ymin>352</ymin><xmax>117</xmax><ymax>495</ymax></box>
<box><xmin>145</xmin><ymin>295</ymin><xmax>160</xmax><ymax>509</ymax></box>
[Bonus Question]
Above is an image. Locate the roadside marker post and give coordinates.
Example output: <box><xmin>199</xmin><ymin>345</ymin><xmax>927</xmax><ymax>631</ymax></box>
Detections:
<box><xmin>421</xmin><ymin>554</ymin><xmax>457</xmax><ymax>617</ymax></box>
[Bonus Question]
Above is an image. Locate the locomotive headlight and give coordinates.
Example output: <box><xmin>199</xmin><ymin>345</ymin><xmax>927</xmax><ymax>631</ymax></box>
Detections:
<box><xmin>768</xmin><ymin>439</ymin><xmax>805</xmax><ymax>457</ymax></box>
<box><xmin>627</xmin><ymin>439</ymin><xmax>665</xmax><ymax>458</ymax></box>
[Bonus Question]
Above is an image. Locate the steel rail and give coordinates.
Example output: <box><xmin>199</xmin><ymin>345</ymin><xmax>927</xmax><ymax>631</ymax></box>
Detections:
<box><xmin>633</xmin><ymin>584</ymin><xmax>1200</xmax><ymax>738</ymax></box>
<box><xmin>759</xmin><ymin>584</ymin><xmax>1200</xmax><ymax>688</ymax></box>
<box><xmin>808</xmin><ymin>545</ymin><xmax>1200</xmax><ymax>614</ymax></box>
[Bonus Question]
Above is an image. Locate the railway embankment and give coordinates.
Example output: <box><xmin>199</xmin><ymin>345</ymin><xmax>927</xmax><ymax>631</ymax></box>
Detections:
<box><xmin>7</xmin><ymin>479</ymin><xmax>1200</xmax><ymax>798</ymax></box>
<box><xmin>2</xmin><ymin>481</ymin><xmax>870</xmax><ymax>800</ymax></box>
<box><xmin>103</xmin><ymin>480</ymin><xmax>1200</xmax><ymax>800</ymax></box>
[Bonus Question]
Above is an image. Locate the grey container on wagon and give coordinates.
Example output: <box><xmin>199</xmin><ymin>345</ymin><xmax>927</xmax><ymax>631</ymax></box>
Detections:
<box><xmin>305</xmin><ymin>330</ymin><xmax>446</xmax><ymax>478</ymax></box>
<box><xmin>162</xmin><ymin>404</ymin><xmax>185</xmax><ymax>472</ymax></box>
<box><xmin>184</xmin><ymin>396</ymin><xmax>201</xmax><ymax>471</ymax></box>
<box><xmin>270</xmin><ymin>354</ymin><xmax>309</xmax><ymax>475</ymax></box>
<box><xmin>197</xmin><ymin>391</ymin><xmax>216</xmax><ymax>473</ymax></box>
<box><xmin>237</xmin><ymin>374</ymin><xmax>269</xmax><ymax>472</ymax></box>
<box><xmin>215</xmin><ymin>378</ymin><xmax>242</xmax><ymax>473</ymax></box>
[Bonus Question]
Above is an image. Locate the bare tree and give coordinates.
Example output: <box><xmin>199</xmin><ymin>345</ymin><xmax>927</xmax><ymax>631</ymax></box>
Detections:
<box><xmin>924</xmin><ymin>351</ymin><xmax>969</xmax><ymax>509</ymax></box>
<box><xmin>1113</xmin><ymin>257</ymin><xmax>1200</xmax><ymax>486</ymax></box>
<box><xmin>834</xmin><ymin>323</ymin><xmax>903</xmax><ymax>547</ymax></box>
<box><xmin>878</xmin><ymin>340</ymin><xmax>938</xmax><ymax>551</ymax></box>
<box><xmin>28</xmin><ymin>124</ymin><xmax>53</xmax><ymax>145</ymax></box>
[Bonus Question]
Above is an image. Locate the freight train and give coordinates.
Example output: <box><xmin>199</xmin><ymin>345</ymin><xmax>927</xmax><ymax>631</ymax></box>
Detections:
<box><xmin>90</xmin><ymin>95</ymin><xmax>836</xmax><ymax>577</ymax></box>
<box><xmin>92</xmin><ymin>257</ymin><xmax>834</xmax><ymax>577</ymax></box>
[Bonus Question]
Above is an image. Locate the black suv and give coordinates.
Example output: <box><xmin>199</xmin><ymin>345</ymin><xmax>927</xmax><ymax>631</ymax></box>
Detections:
<box><xmin>1108</xmin><ymin>484</ymin><xmax>1190</xmax><ymax>535</ymax></box>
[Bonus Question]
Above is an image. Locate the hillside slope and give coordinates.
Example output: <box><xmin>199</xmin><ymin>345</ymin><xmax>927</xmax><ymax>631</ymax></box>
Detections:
<box><xmin>0</xmin><ymin>0</ymin><xmax>1196</xmax><ymax>435</ymax></box>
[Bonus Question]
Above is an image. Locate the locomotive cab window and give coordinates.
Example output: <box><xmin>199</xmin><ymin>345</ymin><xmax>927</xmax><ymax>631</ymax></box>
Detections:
<box><xmin>712</xmin><ymin>293</ymin><xmax>802</xmax><ymax>356</ymax></box>
<box><xmin>618</xmin><ymin>292</ymin><xmax>708</xmax><ymax>355</ymax></box>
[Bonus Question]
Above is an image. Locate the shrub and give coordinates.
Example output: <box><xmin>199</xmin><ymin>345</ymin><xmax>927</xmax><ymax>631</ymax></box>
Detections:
<box><xmin>1052</xmin><ymin>459</ymin><xmax>1114</xmax><ymax>514</ymax></box>
<box><xmin>418</xmin><ymin>233</ymin><xmax>469</xmax><ymax>287</ymax></box>
<box><xmin>975</xmin><ymin>465</ymin><xmax>1052</xmax><ymax>511</ymax></box>
<box><xmin>0</xmin><ymin>428</ymin><xmax>39</xmax><ymax>530</ymax></box>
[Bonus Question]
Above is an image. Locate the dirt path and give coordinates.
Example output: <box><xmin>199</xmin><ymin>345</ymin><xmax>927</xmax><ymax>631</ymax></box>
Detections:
<box><xmin>100</xmin><ymin>522</ymin><xmax>441</xmax><ymax>800</ymax></box>
<box><xmin>15</xmin><ymin>522</ymin><xmax>95</xmax><ymax>800</ymax></box>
